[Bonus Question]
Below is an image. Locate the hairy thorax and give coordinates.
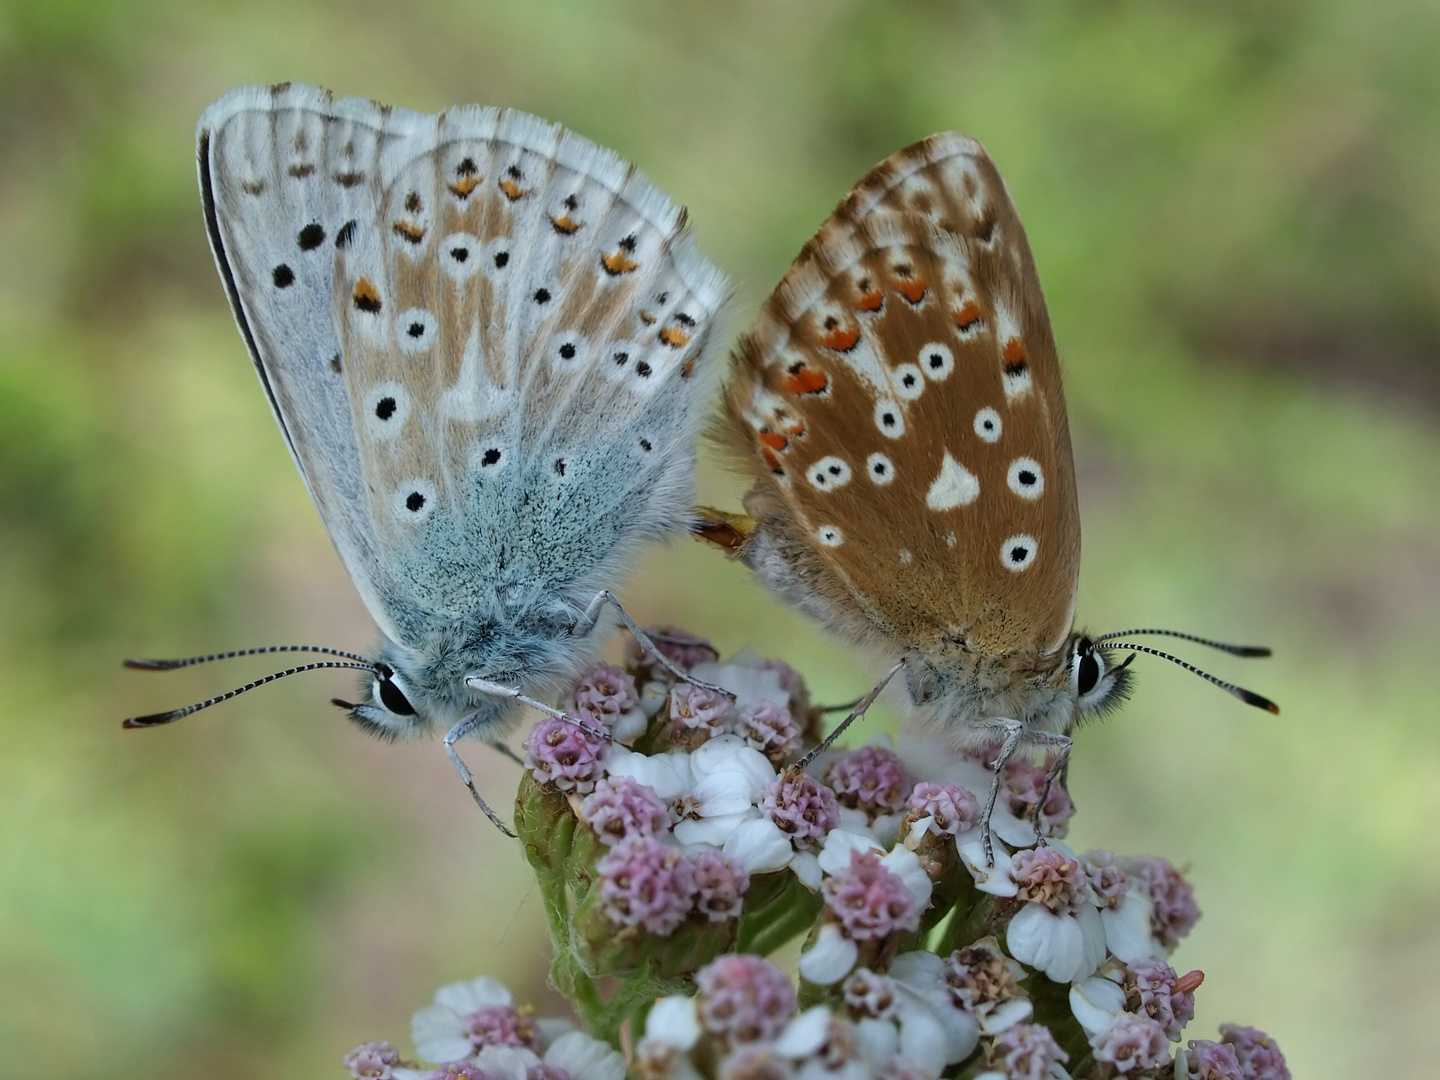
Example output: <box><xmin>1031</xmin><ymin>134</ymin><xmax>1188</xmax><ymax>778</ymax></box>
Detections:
<box><xmin>901</xmin><ymin>639</ymin><xmax>1075</xmax><ymax>747</ymax></box>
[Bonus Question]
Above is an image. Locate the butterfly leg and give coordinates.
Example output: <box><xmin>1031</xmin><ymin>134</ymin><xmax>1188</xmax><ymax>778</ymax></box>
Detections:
<box><xmin>796</xmin><ymin>660</ymin><xmax>906</xmax><ymax>769</ymax></box>
<box><xmin>443</xmin><ymin>718</ymin><xmax>517</xmax><ymax>837</ymax></box>
<box><xmin>1030</xmin><ymin>733</ymin><xmax>1074</xmax><ymax>845</ymax></box>
<box><xmin>464</xmin><ymin>678</ymin><xmax>612</xmax><ymax>742</ymax></box>
<box><xmin>574</xmin><ymin>590</ymin><xmax>735</xmax><ymax>700</ymax></box>
<box><xmin>978</xmin><ymin>719</ymin><xmax>1026</xmax><ymax>868</ymax></box>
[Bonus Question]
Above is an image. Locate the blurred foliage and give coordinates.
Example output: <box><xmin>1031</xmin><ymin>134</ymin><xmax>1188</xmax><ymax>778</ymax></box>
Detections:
<box><xmin>1</xmin><ymin>1</ymin><xmax>1438</xmax><ymax>1077</ymax></box>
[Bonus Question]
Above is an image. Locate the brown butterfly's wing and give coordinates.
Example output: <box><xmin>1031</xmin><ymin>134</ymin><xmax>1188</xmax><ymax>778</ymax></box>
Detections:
<box><xmin>723</xmin><ymin>134</ymin><xmax>1079</xmax><ymax>658</ymax></box>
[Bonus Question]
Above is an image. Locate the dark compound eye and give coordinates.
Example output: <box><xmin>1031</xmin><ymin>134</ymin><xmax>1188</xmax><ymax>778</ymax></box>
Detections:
<box><xmin>376</xmin><ymin>671</ymin><xmax>416</xmax><ymax>716</ymax></box>
<box><xmin>1077</xmin><ymin>649</ymin><xmax>1101</xmax><ymax>696</ymax></box>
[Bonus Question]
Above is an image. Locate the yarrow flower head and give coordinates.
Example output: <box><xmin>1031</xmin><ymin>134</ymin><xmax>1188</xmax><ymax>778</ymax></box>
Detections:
<box><xmin>822</xmin><ymin>848</ymin><xmax>921</xmax><ymax>941</ymax></box>
<box><xmin>345</xmin><ymin>1041</ymin><xmax>401</xmax><ymax>1079</ymax></box>
<box><xmin>595</xmin><ymin>835</ymin><xmax>695</xmax><ymax>935</ymax></box>
<box><xmin>1126</xmin><ymin>959</ymin><xmax>1200</xmax><ymax>1040</ymax></box>
<box><xmin>735</xmin><ymin>701</ymin><xmax>800</xmax><ymax>763</ymax></box>
<box><xmin>1219</xmin><ymin>1024</ymin><xmax>1291</xmax><ymax>1079</ymax></box>
<box><xmin>670</xmin><ymin>683</ymin><xmax>734</xmax><ymax>739</ymax></box>
<box><xmin>1006</xmin><ymin>846</ymin><xmax>1106</xmax><ymax>982</ymax></box>
<box><xmin>1091</xmin><ymin>1011</ymin><xmax>1169</xmax><ymax>1073</ymax></box>
<box><xmin>982</xmin><ymin>1023</ymin><xmax>1068</xmax><ymax>1080</ymax></box>
<box><xmin>525</xmin><ymin>717</ymin><xmax>610</xmax><ymax>793</ymax></box>
<box><xmin>695</xmin><ymin>954</ymin><xmax>798</xmax><ymax>1046</ymax></box>
<box><xmin>1002</xmin><ymin>756</ymin><xmax>1074</xmax><ymax>838</ymax></box>
<box><xmin>579</xmin><ymin>776</ymin><xmax>670</xmax><ymax>846</ymax></box>
<box><xmin>761</xmin><ymin>770</ymin><xmax>840</xmax><ymax>850</ymax></box>
<box><xmin>906</xmin><ymin>780</ymin><xmax>979</xmax><ymax>836</ymax></box>
<box><xmin>692</xmin><ymin>849</ymin><xmax>750</xmax><ymax>921</ymax></box>
<box><xmin>411</xmin><ymin>977</ymin><xmax>542</xmax><ymax>1064</ymax></box>
<box><xmin>1123</xmin><ymin>856</ymin><xmax>1201</xmax><ymax>950</ymax></box>
<box><xmin>1179</xmin><ymin>1040</ymin><xmax>1244</xmax><ymax>1080</ymax></box>
<box><xmin>571</xmin><ymin>664</ymin><xmax>645</xmax><ymax>743</ymax></box>
<box><xmin>824</xmin><ymin>746</ymin><xmax>915</xmax><ymax>820</ymax></box>
<box><xmin>944</xmin><ymin>940</ymin><xmax>1032</xmax><ymax>1033</ymax></box>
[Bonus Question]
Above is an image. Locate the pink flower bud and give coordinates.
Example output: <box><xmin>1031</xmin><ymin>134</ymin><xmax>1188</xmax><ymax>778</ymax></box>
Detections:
<box><xmin>822</xmin><ymin>849</ymin><xmax>920</xmax><ymax>940</ymax></box>
<box><xmin>343</xmin><ymin>1042</ymin><xmax>400</xmax><ymax>1079</ymax></box>
<box><xmin>1126</xmin><ymin>959</ymin><xmax>1199</xmax><ymax>1040</ymax></box>
<box><xmin>1123</xmin><ymin>856</ymin><xmax>1201</xmax><ymax>948</ymax></box>
<box><xmin>824</xmin><ymin>746</ymin><xmax>915</xmax><ymax>819</ymax></box>
<box><xmin>524</xmin><ymin>716</ymin><xmax>610</xmax><ymax>793</ymax></box>
<box><xmin>906</xmin><ymin>780</ymin><xmax>979</xmax><ymax>835</ymax></box>
<box><xmin>1182</xmin><ymin>1040</ymin><xmax>1244</xmax><ymax>1080</ymax></box>
<box><xmin>761</xmin><ymin>771</ymin><xmax>840</xmax><ymax>850</ymax></box>
<box><xmin>580</xmin><ymin>776</ymin><xmax>670</xmax><ymax>845</ymax></box>
<box><xmin>462</xmin><ymin>1003</ymin><xmax>542</xmax><ymax>1051</ymax></box>
<box><xmin>1084</xmin><ymin>850</ymin><xmax>1129</xmax><ymax>908</ymax></box>
<box><xmin>695</xmin><ymin>954</ymin><xmax>797</xmax><ymax>1045</ymax></box>
<box><xmin>944</xmin><ymin>941</ymin><xmax>1026</xmax><ymax>1016</ymax></box>
<box><xmin>1219</xmin><ymin>1024</ymin><xmax>1290</xmax><ymax>1080</ymax></box>
<box><xmin>572</xmin><ymin>663</ymin><xmax>641</xmax><ymax>727</ymax></box>
<box><xmin>670</xmin><ymin>682</ymin><xmax>733</xmax><ymax>737</ymax></box>
<box><xmin>1092</xmin><ymin>1012</ymin><xmax>1169</xmax><ymax>1072</ymax></box>
<box><xmin>984</xmin><ymin>1023</ymin><xmax>1069</xmax><ymax>1080</ymax></box>
<box><xmin>736</xmin><ymin>701</ymin><xmax>800</xmax><ymax>763</ymax></box>
<box><xmin>595</xmin><ymin>836</ymin><xmax>696</xmax><ymax>935</ymax></box>
<box><xmin>693</xmin><ymin>849</ymin><xmax>750</xmax><ymax>921</ymax></box>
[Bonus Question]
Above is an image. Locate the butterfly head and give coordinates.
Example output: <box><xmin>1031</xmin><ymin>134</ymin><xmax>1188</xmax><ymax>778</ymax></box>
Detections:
<box><xmin>1065</xmin><ymin>633</ymin><xmax>1135</xmax><ymax>722</ymax></box>
<box><xmin>333</xmin><ymin>638</ymin><xmax>509</xmax><ymax>742</ymax></box>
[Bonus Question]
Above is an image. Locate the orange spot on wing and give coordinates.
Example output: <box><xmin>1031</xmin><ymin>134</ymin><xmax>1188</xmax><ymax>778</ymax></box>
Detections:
<box><xmin>761</xmin><ymin>447</ymin><xmax>783</xmax><ymax>472</ymax></box>
<box><xmin>551</xmin><ymin>213</ymin><xmax>581</xmax><ymax>235</ymax></box>
<box><xmin>784</xmin><ymin>366</ymin><xmax>829</xmax><ymax>395</ymax></box>
<box><xmin>955</xmin><ymin>300</ymin><xmax>983</xmax><ymax>330</ymax></box>
<box><xmin>1002</xmin><ymin>337</ymin><xmax>1027</xmax><ymax>364</ymax></box>
<box><xmin>893</xmin><ymin>277</ymin><xmax>927</xmax><ymax>304</ymax></box>
<box><xmin>449</xmin><ymin>175</ymin><xmax>482</xmax><ymax>198</ymax></box>
<box><xmin>352</xmin><ymin>278</ymin><xmax>382</xmax><ymax>313</ymax></box>
<box><xmin>856</xmin><ymin>288</ymin><xmax>884</xmax><ymax>312</ymax></box>
<box><xmin>659</xmin><ymin>326</ymin><xmax>692</xmax><ymax>348</ymax></box>
<box><xmin>784</xmin><ymin>419</ymin><xmax>806</xmax><ymax>436</ymax></box>
<box><xmin>820</xmin><ymin>325</ymin><xmax>860</xmax><ymax>351</ymax></box>
<box><xmin>602</xmin><ymin>249</ymin><xmax>639</xmax><ymax>274</ymax></box>
<box><xmin>392</xmin><ymin>220</ymin><xmax>425</xmax><ymax>243</ymax></box>
<box><xmin>499</xmin><ymin>178</ymin><xmax>527</xmax><ymax>200</ymax></box>
<box><xmin>757</xmin><ymin>430</ymin><xmax>789</xmax><ymax>451</ymax></box>
<box><xmin>638</xmin><ymin>310</ymin><xmax>657</xmax><ymax>325</ymax></box>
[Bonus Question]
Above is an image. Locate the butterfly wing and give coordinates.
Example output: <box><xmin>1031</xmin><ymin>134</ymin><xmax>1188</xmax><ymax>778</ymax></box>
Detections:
<box><xmin>200</xmin><ymin>84</ymin><xmax>727</xmax><ymax>648</ymax></box>
<box><xmin>724</xmin><ymin>134</ymin><xmax>1079</xmax><ymax>657</ymax></box>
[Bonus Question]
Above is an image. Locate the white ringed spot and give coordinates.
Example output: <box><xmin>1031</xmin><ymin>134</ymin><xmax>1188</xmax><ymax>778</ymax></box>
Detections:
<box><xmin>899</xmin><ymin>549</ymin><xmax>913</xmax><ymax>565</ymax></box>
<box><xmin>392</xmin><ymin>479</ymin><xmax>437</xmax><ymax>522</ymax></box>
<box><xmin>440</xmin><ymin>232</ymin><xmax>482</xmax><ymax>282</ymax></box>
<box><xmin>364</xmin><ymin>382</ymin><xmax>409</xmax><ymax>440</ymax></box>
<box><xmin>919</xmin><ymin>342</ymin><xmax>955</xmax><ymax>381</ymax></box>
<box><xmin>817</xmin><ymin>525</ymin><xmax>844</xmax><ymax>547</ymax></box>
<box><xmin>866</xmin><ymin>452</ymin><xmax>895</xmax><ymax>486</ymax></box>
<box><xmin>1007</xmin><ymin>457</ymin><xmax>1044</xmax><ymax>499</ymax></box>
<box><xmin>396</xmin><ymin>308</ymin><xmax>437</xmax><ymax>355</ymax></box>
<box><xmin>1001</xmin><ymin>534</ymin><xmax>1038</xmax><ymax>572</ymax></box>
<box><xmin>926</xmin><ymin>452</ymin><xmax>980</xmax><ymax>511</ymax></box>
<box><xmin>893</xmin><ymin>363</ymin><xmax>925</xmax><ymax>400</ymax></box>
<box><xmin>808</xmin><ymin>455</ymin><xmax>853</xmax><ymax>492</ymax></box>
<box><xmin>482</xmin><ymin>237</ymin><xmax>514</xmax><ymax>279</ymax></box>
<box><xmin>974</xmin><ymin>407</ymin><xmax>1002</xmax><ymax>443</ymax></box>
<box><xmin>472</xmin><ymin>443</ymin><xmax>508</xmax><ymax>472</ymax></box>
<box><xmin>874</xmin><ymin>399</ymin><xmax>905</xmax><ymax>439</ymax></box>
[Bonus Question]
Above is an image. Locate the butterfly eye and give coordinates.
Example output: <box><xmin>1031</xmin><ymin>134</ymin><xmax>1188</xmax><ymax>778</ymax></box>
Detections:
<box><xmin>1076</xmin><ymin>650</ymin><xmax>1102</xmax><ymax>696</ymax></box>
<box><xmin>374</xmin><ymin>665</ymin><xmax>417</xmax><ymax>716</ymax></box>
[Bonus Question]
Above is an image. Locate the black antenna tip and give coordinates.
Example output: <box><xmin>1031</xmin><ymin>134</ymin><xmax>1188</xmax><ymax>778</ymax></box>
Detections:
<box><xmin>124</xmin><ymin>658</ymin><xmax>180</xmax><ymax>670</ymax></box>
<box><xmin>123</xmin><ymin>710</ymin><xmax>184</xmax><ymax>728</ymax></box>
<box><xmin>331</xmin><ymin>698</ymin><xmax>358</xmax><ymax>710</ymax></box>
<box><xmin>1239</xmin><ymin>689</ymin><xmax>1280</xmax><ymax>714</ymax></box>
<box><xmin>1233</xmin><ymin>646</ymin><xmax>1273</xmax><ymax>658</ymax></box>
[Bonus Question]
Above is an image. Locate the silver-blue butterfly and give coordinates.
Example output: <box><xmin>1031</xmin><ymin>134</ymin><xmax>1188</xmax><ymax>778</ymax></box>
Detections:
<box><xmin>125</xmin><ymin>84</ymin><xmax>730</xmax><ymax>831</ymax></box>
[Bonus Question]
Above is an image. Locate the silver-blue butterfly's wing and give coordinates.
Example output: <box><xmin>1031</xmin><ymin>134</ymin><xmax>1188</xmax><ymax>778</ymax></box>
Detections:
<box><xmin>198</xmin><ymin>84</ymin><xmax>728</xmax><ymax>653</ymax></box>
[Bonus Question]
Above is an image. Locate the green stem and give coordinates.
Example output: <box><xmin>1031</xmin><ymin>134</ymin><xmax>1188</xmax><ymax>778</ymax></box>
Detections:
<box><xmin>737</xmin><ymin>885</ymin><xmax>823</xmax><ymax>956</ymax></box>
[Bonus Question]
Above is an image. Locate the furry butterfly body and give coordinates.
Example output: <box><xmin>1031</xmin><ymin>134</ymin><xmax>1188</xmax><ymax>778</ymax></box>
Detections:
<box><xmin>712</xmin><ymin>134</ymin><xmax>1272</xmax><ymax>853</ymax></box>
<box><xmin>133</xmin><ymin>84</ymin><xmax>728</xmax><ymax>825</ymax></box>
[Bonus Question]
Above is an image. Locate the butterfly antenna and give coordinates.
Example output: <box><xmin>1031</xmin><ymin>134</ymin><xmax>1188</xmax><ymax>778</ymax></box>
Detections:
<box><xmin>122</xmin><ymin>661</ymin><xmax>376</xmax><ymax>728</ymax></box>
<box><xmin>1093</xmin><ymin>629</ymin><xmax>1270</xmax><ymax>658</ymax></box>
<box><xmin>1100</xmin><ymin>643</ymin><xmax>1278</xmax><ymax>714</ymax></box>
<box><xmin>124</xmin><ymin>644</ymin><xmax>372</xmax><ymax>670</ymax></box>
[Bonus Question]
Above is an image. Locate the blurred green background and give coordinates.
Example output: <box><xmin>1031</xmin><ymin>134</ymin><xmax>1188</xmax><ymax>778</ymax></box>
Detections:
<box><xmin>2</xmin><ymin>1</ymin><xmax>1438</xmax><ymax>1076</ymax></box>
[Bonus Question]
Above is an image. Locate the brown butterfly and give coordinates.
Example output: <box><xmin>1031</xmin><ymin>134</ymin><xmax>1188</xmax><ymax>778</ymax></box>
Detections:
<box><xmin>701</xmin><ymin>133</ymin><xmax>1276</xmax><ymax>861</ymax></box>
